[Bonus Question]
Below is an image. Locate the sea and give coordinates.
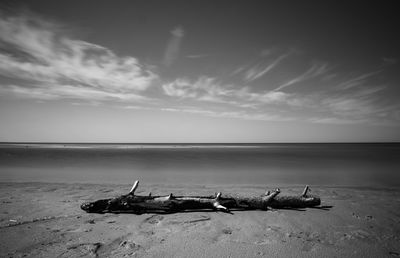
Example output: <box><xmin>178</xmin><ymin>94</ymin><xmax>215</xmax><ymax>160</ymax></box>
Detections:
<box><xmin>0</xmin><ymin>143</ymin><xmax>399</xmax><ymax>188</ymax></box>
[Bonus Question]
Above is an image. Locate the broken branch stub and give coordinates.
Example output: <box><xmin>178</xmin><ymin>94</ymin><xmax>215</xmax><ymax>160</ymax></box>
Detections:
<box><xmin>129</xmin><ymin>180</ymin><xmax>139</xmax><ymax>195</ymax></box>
<box><xmin>81</xmin><ymin>180</ymin><xmax>321</xmax><ymax>214</ymax></box>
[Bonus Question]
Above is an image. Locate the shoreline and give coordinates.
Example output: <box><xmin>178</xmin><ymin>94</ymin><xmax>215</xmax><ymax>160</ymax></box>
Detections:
<box><xmin>2</xmin><ymin>180</ymin><xmax>400</xmax><ymax>191</ymax></box>
<box><xmin>1</xmin><ymin>142</ymin><xmax>399</xmax><ymax>149</ymax></box>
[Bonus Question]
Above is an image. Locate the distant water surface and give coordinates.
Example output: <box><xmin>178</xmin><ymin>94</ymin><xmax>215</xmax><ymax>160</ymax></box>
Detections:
<box><xmin>0</xmin><ymin>143</ymin><xmax>399</xmax><ymax>187</ymax></box>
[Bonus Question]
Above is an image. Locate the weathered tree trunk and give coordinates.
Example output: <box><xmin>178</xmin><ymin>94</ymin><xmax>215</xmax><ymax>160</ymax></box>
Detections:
<box><xmin>81</xmin><ymin>181</ymin><xmax>321</xmax><ymax>214</ymax></box>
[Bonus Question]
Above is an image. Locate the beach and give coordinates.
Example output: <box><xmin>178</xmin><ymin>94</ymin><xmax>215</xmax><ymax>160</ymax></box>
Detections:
<box><xmin>1</xmin><ymin>182</ymin><xmax>400</xmax><ymax>257</ymax></box>
<box><xmin>1</xmin><ymin>144</ymin><xmax>400</xmax><ymax>257</ymax></box>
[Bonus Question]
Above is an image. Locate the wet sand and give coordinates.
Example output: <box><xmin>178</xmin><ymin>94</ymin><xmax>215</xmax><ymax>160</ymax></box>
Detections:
<box><xmin>1</xmin><ymin>182</ymin><xmax>400</xmax><ymax>257</ymax></box>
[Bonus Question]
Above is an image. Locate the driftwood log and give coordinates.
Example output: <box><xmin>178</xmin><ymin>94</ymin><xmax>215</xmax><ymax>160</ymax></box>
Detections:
<box><xmin>81</xmin><ymin>180</ymin><xmax>321</xmax><ymax>214</ymax></box>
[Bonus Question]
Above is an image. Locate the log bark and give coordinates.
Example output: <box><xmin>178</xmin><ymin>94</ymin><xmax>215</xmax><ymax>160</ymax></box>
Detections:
<box><xmin>81</xmin><ymin>180</ymin><xmax>321</xmax><ymax>214</ymax></box>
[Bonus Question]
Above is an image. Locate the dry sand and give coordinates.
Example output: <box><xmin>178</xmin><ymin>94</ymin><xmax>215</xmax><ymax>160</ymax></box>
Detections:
<box><xmin>1</xmin><ymin>182</ymin><xmax>400</xmax><ymax>257</ymax></box>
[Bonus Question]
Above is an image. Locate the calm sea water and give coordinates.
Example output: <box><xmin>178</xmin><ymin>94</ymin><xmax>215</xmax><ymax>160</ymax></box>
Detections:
<box><xmin>0</xmin><ymin>143</ymin><xmax>399</xmax><ymax>187</ymax></box>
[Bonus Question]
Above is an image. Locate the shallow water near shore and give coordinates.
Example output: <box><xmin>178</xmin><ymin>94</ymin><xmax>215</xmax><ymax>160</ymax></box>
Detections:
<box><xmin>1</xmin><ymin>143</ymin><xmax>399</xmax><ymax>187</ymax></box>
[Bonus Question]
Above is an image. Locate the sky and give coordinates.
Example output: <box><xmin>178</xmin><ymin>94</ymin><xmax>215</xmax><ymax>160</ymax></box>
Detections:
<box><xmin>0</xmin><ymin>0</ymin><xmax>399</xmax><ymax>142</ymax></box>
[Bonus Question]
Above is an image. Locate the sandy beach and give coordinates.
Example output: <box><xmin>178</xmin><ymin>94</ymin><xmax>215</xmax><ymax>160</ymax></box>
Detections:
<box><xmin>1</xmin><ymin>182</ymin><xmax>399</xmax><ymax>257</ymax></box>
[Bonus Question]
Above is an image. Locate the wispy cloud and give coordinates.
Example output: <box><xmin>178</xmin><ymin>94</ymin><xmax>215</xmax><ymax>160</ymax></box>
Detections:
<box><xmin>163</xmin><ymin>26</ymin><xmax>184</xmax><ymax>67</ymax></box>
<box><xmin>0</xmin><ymin>83</ymin><xmax>149</xmax><ymax>102</ymax></box>
<box><xmin>161</xmin><ymin>62</ymin><xmax>397</xmax><ymax>125</ymax></box>
<box><xmin>162</xmin><ymin>76</ymin><xmax>233</xmax><ymax>103</ymax></box>
<box><xmin>0</xmin><ymin>11</ymin><xmax>156</xmax><ymax>102</ymax></box>
<box><xmin>160</xmin><ymin>79</ymin><xmax>399</xmax><ymax>124</ymax></box>
<box><xmin>309</xmin><ymin>117</ymin><xmax>369</xmax><ymax>125</ymax></box>
<box><xmin>322</xmin><ymin>97</ymin><xmax>376</xmax><ymax>117</ymax></box>
<box><xmin>162</xmin><ymin>75</ymin><xmax>296</xmax><ymax>110</ymax></box>
<box><xmin>382</xmin><ymin>57</ymin><xmax>397</xmax><ymax>66</ymax></box>
<box><xmin>161</xmin><ymin>107</ymin><xmax>293</xmax><ymax>122</ymax></box>
<box><xmin>335</xmin><ymin>70</ymin><xmax>382</xmax><ymax>90</ymax></box>
<box><xmin>119</xmin><ymin>105</ymin><xmax>152</xmax><ymax>110</ymax></box>
<box><xmin>245</xmin><ymin>52</ymin><xmax>291</xmax><ymax>82</ymax></box>
<box><xmin>186</xmin><ymin>54</ymin><xmax>208</xmax><ymax>59</ymax></box>
<box><xmin>273</xmin><ymin>62</ymin><xmax>329</xmax><ymax>91</ymax></box>
<box><xmin>233</xmin><ymin>87</ymin><xmax>290</xmax><ymax>104</ymax></box>
<box><xmin>306</xmin><ymin>82</ymin><xmax>395</xmax><ymax>124</ymax></box>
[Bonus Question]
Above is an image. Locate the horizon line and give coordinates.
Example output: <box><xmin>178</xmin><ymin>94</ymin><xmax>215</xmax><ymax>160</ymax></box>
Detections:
<box><xmin>1</xmin><ymin>141</ymin><xmax>399</xmax><ymax>144</ymax></box>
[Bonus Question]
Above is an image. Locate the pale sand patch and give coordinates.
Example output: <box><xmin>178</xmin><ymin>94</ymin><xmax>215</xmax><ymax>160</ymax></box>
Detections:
<box><xmin>1</xmin><ymin>182</ymin><xmax>400</xmax><ymax>257</ymax></box>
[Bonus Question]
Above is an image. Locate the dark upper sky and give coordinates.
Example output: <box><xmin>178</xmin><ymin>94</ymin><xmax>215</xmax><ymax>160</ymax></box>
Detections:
<box><xmin>21</xmin><ymin>1</ymin><xmax>399</xmax><ymax>58</ymax></box>
<box><xmin>0</xmin><ymin>1</ymin><xmax>399</xmax><ymax>142</ymax></box>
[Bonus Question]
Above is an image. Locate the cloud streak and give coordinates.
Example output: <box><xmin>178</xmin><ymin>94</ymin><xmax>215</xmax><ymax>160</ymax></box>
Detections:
<box><xmin>0</xmin><ymin>83</ymin><xmax>149</xmax><ymax>102</ymax></box>
<box><xmin>162</xmin><ymin>75</ymin><xmax>296</xmax><ymax>111</ymax></box>
<box><xmin>0</xmin><ymin>11</ymin><xmax>157</xmax><ymax>102</ymax></box>
<box><xmin>273</xmin><ymin>62</ymin><xmax>329</xmax><ymax>91</ymax></box>
<box><xmin>245</xmin><ymin>52</ymin><xmax>291</xmax><ymax>82</ymax></box>
<box><xmin>163</xmin><ymin>26</ymin><xmax>184</xmax><ymax>67</ymax></box>
<box><xmin>161</xmin><ymin>65</ymin><xmax>398</xmax><ymax>125</ymax></box>
<box><xmin>161</xmin><ymin>107</ymin><xmax>293</xmax><ymax>122</ymax></box>
<box><xmin>162</xmin><ymin>76</ymin><xmax>234</xmax><ymax>103</ymax></box>
<box><xmin>335</xmin><ymin>70</ymin><xmax>382</xmax><ymax>90</ymax></box>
